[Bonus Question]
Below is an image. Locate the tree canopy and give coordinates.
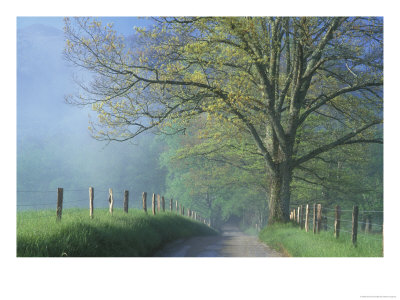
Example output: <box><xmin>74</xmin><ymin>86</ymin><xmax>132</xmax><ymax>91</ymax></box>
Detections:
<box><xmin>64</xmin><ymin>17</ymin><xmax>383</xmax><ymax>223</ymax></box>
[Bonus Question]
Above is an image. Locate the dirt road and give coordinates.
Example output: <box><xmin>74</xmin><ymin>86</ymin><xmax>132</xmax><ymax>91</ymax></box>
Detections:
<box><xmin>155</xmin><ymin>224</ymin><xmax>283</xmax><ymax>257</ymax></box>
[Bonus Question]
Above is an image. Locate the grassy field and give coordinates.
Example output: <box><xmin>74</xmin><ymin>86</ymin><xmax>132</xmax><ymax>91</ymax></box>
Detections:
<box><xmin>17</xmin><ymin>208</ymin><xmax>217</xmax><ymax>257</ymax></box>
<box><xmin>259</xmin><ymin>223</ymin><xmax>383</xmax><ymax>257</ymax></box>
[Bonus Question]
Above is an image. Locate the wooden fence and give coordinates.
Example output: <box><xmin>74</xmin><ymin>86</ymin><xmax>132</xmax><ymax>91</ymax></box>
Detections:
<box><xmin>51</xmin><ymin>187</ymin><xmax>211</xmax><ymax>227</ymax></box>
<box><xmin>289</xmin><ymin>203</ymin><xmax>383</xmax><ymax>247</ymax></box>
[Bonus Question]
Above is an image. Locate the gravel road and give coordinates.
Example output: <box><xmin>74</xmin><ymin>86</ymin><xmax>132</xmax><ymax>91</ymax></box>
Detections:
<box><xmin>154</xmin><ymin>223</ymin><xmax>283</xmax><ymax>257</ymax></box>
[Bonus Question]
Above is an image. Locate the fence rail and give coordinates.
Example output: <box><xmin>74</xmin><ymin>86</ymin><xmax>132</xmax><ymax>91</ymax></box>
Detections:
<box><xmin>289</xmin><ymin>203</ymin><xmax>383</xmax><ymax>249</ymax></box>
<box><xmin>17</xmin><ymin>187</ymin><xmax>212</xmax><ymax>228</ymax></box>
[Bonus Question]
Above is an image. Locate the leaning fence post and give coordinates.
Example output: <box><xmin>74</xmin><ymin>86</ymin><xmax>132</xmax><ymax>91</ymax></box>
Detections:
<box><xmin>57</xmin><ymin>188</ymin><xmax>63</xmax><ymax>221</ymax></box>
<box><xmin>152</xmin><ymin>193</ymin><xmax>156</xmax><ymax>215</ymax></box>
<box><xmin>142</xmin><ymin>192</ymin><xmax>147</xmax><ymax>213</ymax></box>
<box><xmin>352</xmin><ymin>205</ymin><xmax>359</xmax><ymax>246</ymax></box>
<box><xmin>108</xmin><ymin>188</ymin><xmax>114</xmax><ymax>215</ymax></box>
<box><xmin>305</xmin><ymin>204</ymin><xmax>309</xmax><ymax>232</ymax></box>
<box><xmin>124</xmin><ymin>190</ymin><xmax>129</xmax><ymax>213</ymax></box>
<box><xmin>89</xmin><ymin>187</ymin><xmax>94</xmax><ymax>219</ymax></box>
<box><xmin>334</xmin><ymin>205</ymin><xmax>341</xmax><ymax>238</ymax></box>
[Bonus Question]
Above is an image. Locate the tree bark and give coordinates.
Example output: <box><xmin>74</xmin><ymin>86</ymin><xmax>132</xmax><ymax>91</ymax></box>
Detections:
<box><xmin>267</xmin><ymin>162</ymin><xmax>291</xmax><ymax>224</ymax></box>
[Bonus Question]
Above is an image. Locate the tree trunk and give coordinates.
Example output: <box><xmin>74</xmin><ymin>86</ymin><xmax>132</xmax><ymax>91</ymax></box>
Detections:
<box><xmin>267</xmin><ymin>163</ymin><xmax>291</xmax><ymax>224</ymax></box>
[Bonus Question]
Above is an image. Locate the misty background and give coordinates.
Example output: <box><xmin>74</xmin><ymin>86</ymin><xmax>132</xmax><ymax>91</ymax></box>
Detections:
<box><xmin>17</xmin><ymin>17</ymin><xmax>166</xmax><ymax>210</ymax></box>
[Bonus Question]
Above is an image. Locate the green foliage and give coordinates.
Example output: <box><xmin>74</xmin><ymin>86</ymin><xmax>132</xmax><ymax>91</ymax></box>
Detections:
<box><xmin>17</xmin><ymin>208</ymin><xmax>216</xmax><ymax>257</ymax></box>
<box><xmin>259</xmin><ymin>223</ymin><xmax>382</xmax><ymax>257</ymax></box>
<box><xmin>64</xmin><ymin>17</ymin><xmax>383</xmax><ymax>223</ymax></box>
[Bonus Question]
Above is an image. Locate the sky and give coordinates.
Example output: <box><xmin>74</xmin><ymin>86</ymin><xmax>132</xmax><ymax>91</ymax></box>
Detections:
<box><xmin>17</xmin><ymin>16</ymin><xmax>151</xmax><ymax>36</ymax></box>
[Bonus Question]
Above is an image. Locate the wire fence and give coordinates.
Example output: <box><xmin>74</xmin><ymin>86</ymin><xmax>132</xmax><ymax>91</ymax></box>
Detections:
<box><xmin>17</xmin><ymin>187</ymin><xmax>211</xmax><ymax>227</ymax></box>
<box><xmin>289</xmin><ymin>202</ymin><xmax>383</xmax><ymax>247</ymax></box>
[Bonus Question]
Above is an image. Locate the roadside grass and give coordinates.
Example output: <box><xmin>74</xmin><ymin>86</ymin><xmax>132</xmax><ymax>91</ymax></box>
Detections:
<box><xmin>17</xmin><ymin>208</ymin><xmax>217</xmax><ymax>257</ymax></box>
<box><xmin>259</xmin><ymin>223</ymin><xmax>383</xmax><ymax>257</ymax></box>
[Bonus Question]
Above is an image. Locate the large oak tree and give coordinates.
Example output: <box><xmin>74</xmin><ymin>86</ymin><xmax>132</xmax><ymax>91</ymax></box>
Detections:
<box><xmin>64</xmin><ymin>17</ymin><xmax>383</xmax><ymax>223</ymax></box>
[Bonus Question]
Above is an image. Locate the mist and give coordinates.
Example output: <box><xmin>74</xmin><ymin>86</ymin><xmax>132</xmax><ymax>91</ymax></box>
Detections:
<box><xmin>17</xmin><ymin>20</ymin><xmax>166</xmax><ymax>211</ymax></box>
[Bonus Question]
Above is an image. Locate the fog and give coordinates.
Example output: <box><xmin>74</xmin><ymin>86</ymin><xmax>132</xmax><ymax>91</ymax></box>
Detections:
<box><xmin>17</xmin><ymin>20</ymin><xmax>166</xmax><ymax>210</ymax></box>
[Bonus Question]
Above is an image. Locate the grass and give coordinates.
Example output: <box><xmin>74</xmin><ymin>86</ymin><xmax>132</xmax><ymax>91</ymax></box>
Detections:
<box><xmin>259</xmin><ymin>223</ymin><xmax>383</xmax><ymax>257</ymax></box>
<box><xmin>17</xmin><ymin>208</ymin><xmax>217</xmax><ymax>257</ymax></box>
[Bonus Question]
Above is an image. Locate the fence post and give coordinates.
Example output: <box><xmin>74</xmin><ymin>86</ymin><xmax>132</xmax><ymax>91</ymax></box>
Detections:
<box><xmin>56</xmin><ymin>188</ymin><xmax>63</xmax><ymax>221</ymax></box>
<box><xmin>364</xmin><ymin>215</ymin><xmax>371</xmax><ymax>233</ymax></box>
<box><xmin>124</xmin><ymin>190</ymin><xmax>129</xmax><ymax>213</ymax></box>
<box><xmin>316</xmin><ymin>204</ymin><xmax>322</xmax><ymax>233</ymax></box>
<box><xmin>108</xmin><ymin>188</ymin><xmax>114</xmax><ymax>215</ymax></box>
<box><xmin>161</xmin><ymin>196</ymin><xmax>165</xmax><ymax>212</ymax></box>
<box><xmin>142</xmin><ymin>192</ymin><xmax>147</xmax><ymax>213</ymax></box>
<box><xmin>352</xmin><ymin>205</ymin><xmax>359</xmax><ymax>246</ymax></box>
<box><xmin>157</xmin><ymin>194</ymin><xmax>161</xmax><ymax>212</ymax></box>
<box><xmin>334</xmin><ymin>205</ymin><xmax>340</xmax><ymax>238</ymax></box>
<box><xmin>89</xmin><ymin>187</ymin><xmax>94</xmax><ymax>219</ymax></box>
<box><xmin>170</xmin><ymin>198</ymin><xmax>173</xmax><ymax>211</ymax></box>
<box><xmin>313</xmin><ymin>203</ymin><xmax>317</xmax><ymax>234</ymax></box>
<box><xmin>176</xmin><ymin>200</ymin><xmax>178</xmax><ymax>213</ymax></box>
<box><xmin>179</xmin><ymin>203</ymin><xmax>181</xmax><ymax>215</ymax></box>
<box><xmin>297</xmin><ymin>206</ymin><xmax>300</xmax><ymax>223</ymax></box>
<box><xmin>182</xmin><ymin>206</ymin><xmax>185</xmax><ymax>216</ymax></box>
<box><xmin>299</xmin><ymin>205</ymin><xmax>303</xmax><ymax>229</ymax></box>
<box><xmin>152</xmin><ymin>193</ymin><xmax>156</xmax><ymax>215</ymax></box>
<box><xmin>305</xmin><ymin>204</ymin><xmax>309</xmax><ymax>232</ymax></box>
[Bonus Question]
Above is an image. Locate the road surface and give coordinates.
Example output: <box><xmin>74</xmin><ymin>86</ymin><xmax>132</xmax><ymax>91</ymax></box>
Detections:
<box><xmin>154</xmin><ymin>224</ymin><xmax>283</xmax><ymax>257</ymax></box>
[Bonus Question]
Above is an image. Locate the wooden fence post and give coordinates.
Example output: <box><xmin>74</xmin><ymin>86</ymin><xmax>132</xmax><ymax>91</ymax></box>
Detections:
<box><xmin>124</xmin><ymin>190</ymin><xmax>129</xmax><ymax>213</ymax></box>
<box><xmin>179</xmin><ymin>204</ymin><xmax>181</xmax><ymax>215</ymax></box>
<box><xmin>299</xmin><ymin>205</ymin><xmax>303</xmax><ymax>229</ymax></box>
<box><xmin>176</xmin><ymin>200</ymin><xmax>178</xmax><ymax>213</ymax></box>
<box><xmin>56</xmin><ymin>188</ymin><xmax>63</xmax><ymax>221</ymax></box>
<box><xmin>142</xmin><ymin>192</ymin><xmax>147</xmax><ymax>213</ymax></box>
<box><xmin>89</xmin><ymin>187</ymin><xmax>94</xmax><ymax>219</ymax></box>
<box><xmin>152</xmin><ymin>193</ymin><xmax>156</xmax><ymax>215</ymax></box>
<box><xmin>170</xmin><ymin>198</ymin><xmax>173</xmax><ymax>211</ymax></box>
<box><xmin>334</xmin><ymin>205</ymin><xmax>340</xmax><ymax>238</ymax></box>
<box><xmin>157</xmin><ymin>194</ymin><xmax>161</xmax><ymax>212</ymax></box>
<box><xmin>316</xmin><ymin>204</ymin><xmax>322</xmax><ymax>233</ymax></box>
<box><xmin>305</xmin><ymin>204</ymin><xmax>309</xmax><ymax>232</ymax></box>
<box><xmin>297</xmin><ymin>206</ymin><xmax>300</xmax><ymax>223</ymax></box>
<box><xmin>182</xmin><ymin>206</ymin><xmax>185</xmax><ymax>216</ymax></box>
<box><xmin>313</xmin><ymin>203</ymin><xmax>317</xmax><ymax>234</ymax></box>
<box><xmin>352</xmin><ymin>205</ymin><xmax>359</xmax><ymax>246</ymax></box>
<box><xmin>161</xmin><ymin>196</ymin><xmax>165</xmax><ymax>212</ymax></box>
<box><xmin>108</xmin><ymin>188</ymin><xmax>114</xmax><ymax>215</ymax></box>
<box><xmin>364</xmin><ymin>215</ymin><xmax>371</xmax><ymax>233</ymax></box>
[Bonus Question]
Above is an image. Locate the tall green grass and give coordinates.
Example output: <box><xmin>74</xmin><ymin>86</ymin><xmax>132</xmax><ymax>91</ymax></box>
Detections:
<box><xmin>259</xmin><ymin>223</ymin><xmax>383</xmax><ymax>257</ymax></box>
<box><xmin>17</xmin><ymin>208</ymin><xmax>217</xmax><ymax>257</ymax></box>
